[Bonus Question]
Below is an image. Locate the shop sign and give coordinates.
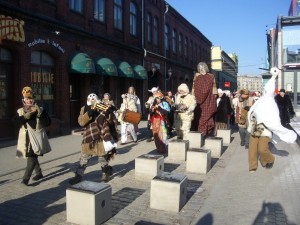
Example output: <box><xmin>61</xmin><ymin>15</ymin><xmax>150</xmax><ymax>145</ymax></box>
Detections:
<box><xmin>28</xmin><ymin>38</ymin><xmax>65</xmax><ymax>54</ymax></box>
<box><xmin>0</xmin><ymin>14</ymin><xmax>25</xmax><ymax>43</ymax></box>
<box><xmin>224</xmin><ymin>81</ymin><xmax>230</xmax><ymax>88</ymax></box>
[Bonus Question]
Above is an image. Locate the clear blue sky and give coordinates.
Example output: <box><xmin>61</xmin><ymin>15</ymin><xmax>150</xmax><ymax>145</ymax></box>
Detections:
<box><xmin>166</xmin><ymin>0</ymin><xmax>290</xmax><ymax>76</ymax></box>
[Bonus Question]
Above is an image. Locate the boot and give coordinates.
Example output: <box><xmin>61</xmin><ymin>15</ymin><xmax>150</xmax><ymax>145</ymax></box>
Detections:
<box><xmin>100</xmin><ymin>165</ymin><xmax>112</xmax><ymax>182</ymax></box>
<box><xmin>32</xmin><ymin>173</ymin><xmax>44</xmax><ymax>181</ymax></box>
<box><xmin>69</xmin><ymin>173</ymin><xmax>82</xmax><ymax>185</ymax></box>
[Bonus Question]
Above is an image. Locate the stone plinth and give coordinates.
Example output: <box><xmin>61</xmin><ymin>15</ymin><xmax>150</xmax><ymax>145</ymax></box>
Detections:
<box><xmin>186</xmin><ymin>148</ymin><xmax>211</xmax><ymax>174</ymax></box>
<box><xmin>66</xmin><ymin>181</ymin><xmax>112</xmax><ymax>225</ymax></box>
<box><xmin>216</xmin><ymin>129</ymin><xmax>231</xmax><ymax>145</ymax></box>
<box><xmin>150</xmin><ymin>172</ymin><xmax>188</xmax><ymax>212</ymax></box>
<box><xmin>205</xmin><ymin>137</ymin><xmax>223</xmax><ymax>158</ymax></box>
<box><xmin>135</xmin><ymin>154</ymin><xmax>164</xmax><ymax>181</ymax></box>
<box><xmin>187</xmin><ymin>131</ymin><xmax>204</xmax><ymax>148</ymax></box>
<box><xmin>168</xmin><ymin>139</ymin><xmax>189</xmax><ymax>161</ymax></box>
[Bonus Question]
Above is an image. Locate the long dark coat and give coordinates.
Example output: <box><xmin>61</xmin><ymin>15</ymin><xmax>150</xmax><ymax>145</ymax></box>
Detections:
<box><xmin>274</xmin><ymin>94</ymin><xmax>295</xmax><ymax>128</ymax></box>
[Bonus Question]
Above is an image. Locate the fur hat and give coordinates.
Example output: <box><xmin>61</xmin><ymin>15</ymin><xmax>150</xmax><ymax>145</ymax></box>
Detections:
<box><xmin>178</xmin><ymin>83</ymin><xmax>190</xmax><ymax>94</ymax></box>
<box><xmin>239</xmin><ymin>89</ymin><xmax>249</xmax><ymax>95</ymax></box>
<box><xmin>22</xmin><ymin>86</ymin><xmax>34</xmax><ymax>98</ymax></box>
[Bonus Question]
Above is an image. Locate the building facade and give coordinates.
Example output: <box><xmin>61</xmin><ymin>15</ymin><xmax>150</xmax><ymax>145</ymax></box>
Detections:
<box><xmin>0</xmin><ymin>0</ymin><xmax>212</xmax><ymax>139</ymax></box>
<box><xmin>237</xmin><ymin>75</ymin><xmax>262</xmax><ymax>93</ymax></box>
<box><xmin>211</xmin><ymin>46</ymin><xmax>238</xmax><ymax>92</ymax></box>
<box><xmin>266</xmin><ymin>0</ymin><xmax>300</xmax><ymax>106</ymax></box>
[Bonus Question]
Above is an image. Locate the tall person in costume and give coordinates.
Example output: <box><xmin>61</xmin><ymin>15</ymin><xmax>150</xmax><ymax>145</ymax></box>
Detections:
<box><xmin>247</xmin><ymin>67</ymin><xmax>297</xmax><ymax>173</ymax></box>
<box><xmin>15</xmin><ymin>86</ymin><xmax>51</xmax><ymax>186</ymax></box>
<box><xmin>191</xmin><ymin>62</ymin><xmax>217</xmax><ymax>136</ymax></box>
<box><xmin>69</xmin><ymin>93</ymin><xmax>118</xmax><ymax>184</ymax></box>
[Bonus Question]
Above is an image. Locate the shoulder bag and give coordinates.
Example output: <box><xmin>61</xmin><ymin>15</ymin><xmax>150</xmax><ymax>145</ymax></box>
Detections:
<box><xmin>27</xmin><ymin>119</ymin><xmax>52</xmax><ymax>155</ymax></box>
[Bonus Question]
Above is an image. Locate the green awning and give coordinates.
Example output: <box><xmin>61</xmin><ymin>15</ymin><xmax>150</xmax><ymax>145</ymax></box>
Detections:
<box><xmin>115</xmin><ymin>61</ymin><xmax>134</xmax><ymax>78</ymax></box>
<box><xmin>132</xmin><ymin>64</ymin><xmax>147</xmax><ymax>79</ymax></box>
<box><xmin>70</xmin><ymin>53</ymin><xmax>96</xmax><ymax>73</ymax></box>
<box><xmin>95</xmin><ymin>57</ymin><xmax>118</xmax><ymax>76</ymax></box>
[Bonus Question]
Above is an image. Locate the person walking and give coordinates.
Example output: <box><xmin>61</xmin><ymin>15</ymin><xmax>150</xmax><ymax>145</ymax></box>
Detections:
<box><xmin>149</xmin><ymin>90</ymin><xmax>170</xmax><ymax>153</ymax></box>
<box><xmin>165</xmin><ymin>91</ymin><xmax>176</xmax><ymax>138</ymax></box>
<box><xmin>274</xmin><ymin>88</ymin><xmax>295</xmax><ymax>129</ymax></box>
<box><xmin>247</xmin><ymin>67</ymin><xmax>297</xmax><ymax>173</ymax></box>
<box><xmin>118</xmin><ymin>93</ymin><xmax>138</xmax><ymax>144</ymax></box>
<box><xmin>235</xmin><ymin>89</ymin><xmax>254</xmax><ymax>149</ymax></box>
<box><xmin>191</xmin><ymin>62</ymin><xmax>217</xmax><ymax>137</ymax></box>
<box><xmin>214</xmin><ymin>89</ymin><xmax>232</xmax><ymax>136</ymax></box>
<box><xmin>174</xmin><ymin>83</ymin><xmax>196</xmax><ymax>140</ymax></box>
<box><xmin>69</xmin><ymin>93</ymin><xmax>118</xmax><ymax>184</ymax></box>
<box><xmin>145</xmin><ymin>87</ymin><xmax>159</xmax><ymax>142</ymax></box>
<box><xmin>15</xmin><ymin>86</ymin><xmax>51</xmax><ymax>186</ymax></box>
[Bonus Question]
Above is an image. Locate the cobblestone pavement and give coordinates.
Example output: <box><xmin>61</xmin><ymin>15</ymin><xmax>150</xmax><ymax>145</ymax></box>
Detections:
<box><xmin>0</xmin><ymin>121</ymin><xmax>299</xmax><ymax>225</ymax></box>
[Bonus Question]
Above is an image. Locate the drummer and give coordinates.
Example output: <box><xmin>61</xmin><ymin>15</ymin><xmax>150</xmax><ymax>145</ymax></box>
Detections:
<box><xmin>118</xmin><ymin>93</ymin><xmax>138</xmax><ymax>145</ymax></box>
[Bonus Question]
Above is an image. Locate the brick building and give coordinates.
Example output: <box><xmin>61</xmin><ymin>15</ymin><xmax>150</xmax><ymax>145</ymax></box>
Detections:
<box><xmin>0</xmin><ymin>0</ymin><xmax>211</xmax><ymax>139</ymax></box>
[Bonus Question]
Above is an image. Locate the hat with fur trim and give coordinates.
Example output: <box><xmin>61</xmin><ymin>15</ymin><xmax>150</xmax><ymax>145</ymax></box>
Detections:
<box><xmin>22</xmin><ymin>86</ymin><xmax>34</xmax><ymax>98</ymax></box>
<box><xmin>178</xmin><ymin>83</ymin><xmax>190</xmax><ymax>94</ymax></box>
<box><xmin>148</xmin><ymin>87</ymin><xmax>159</xmax><ymax>93</ymax></box>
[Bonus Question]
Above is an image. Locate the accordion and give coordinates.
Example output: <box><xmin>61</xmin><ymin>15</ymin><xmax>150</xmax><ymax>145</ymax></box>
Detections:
<box><xmin>92</xmin><ymin>102</ymin><xmax>109</xmax><ymax>112</ymax></box>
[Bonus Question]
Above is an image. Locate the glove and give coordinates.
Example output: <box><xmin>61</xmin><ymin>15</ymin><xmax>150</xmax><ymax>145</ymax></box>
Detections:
<box><xmin>24</xmin><ymin>112</ymin><xmax>32</xmax><ymax>119</ymax></box>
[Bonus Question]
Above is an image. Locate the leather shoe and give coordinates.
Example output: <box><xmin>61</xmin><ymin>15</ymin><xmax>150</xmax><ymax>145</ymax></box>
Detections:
<box><xmin>32</xmin><ymin>174</ymin><xmax>44</xmax><ymax>181</ymax></box>
<box><xmin>265</xmin><ymin>162</ymin><xmax>274</xmax><ymax>169</ymax></box>
<box><xmin>21</xmin><ymin>179</ymin><xmax>29</xmax><ymax>186</ymax></box>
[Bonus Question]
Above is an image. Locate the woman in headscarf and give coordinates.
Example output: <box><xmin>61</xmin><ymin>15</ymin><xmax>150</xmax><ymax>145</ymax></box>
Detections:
<box><xmin>149</xmin><ymin>90</ymin><xmax>170</xmax><ymax>153</ymax></box>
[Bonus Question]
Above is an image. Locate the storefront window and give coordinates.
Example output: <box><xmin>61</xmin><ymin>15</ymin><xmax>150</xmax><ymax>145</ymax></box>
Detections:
<box><xmin>282</xmin><ymin>25</ymin><xmax>300</xmax><ymax>65</ymax></box>
<box><xmin>0</xmin><ymin>48</ymin><xmax>12</xmax><ymax>119</ymax></box>
<box><xmin>31</xmin><ymin>51</ymin><xmax>55</xmax><ymax>115</ymax></box>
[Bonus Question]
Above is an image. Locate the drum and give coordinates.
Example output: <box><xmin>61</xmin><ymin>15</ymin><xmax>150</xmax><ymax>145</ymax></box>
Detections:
<box><xmin>122</xmin><ymin>110</ymin><xmax>141</xmax><ymax>124</ymax></box>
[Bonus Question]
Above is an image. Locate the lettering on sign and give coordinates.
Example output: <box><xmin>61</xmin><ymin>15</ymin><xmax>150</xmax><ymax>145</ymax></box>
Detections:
<box><xmin>31</xmin><ymin>72</ymin><xmax>54</xmax><ymax>84</ymax></box>
<box><xmin>0</xmin><ymin>14</ymin><xmax>25</xmax><ymax>43</ymax></box>
<box><xmin>28</xmin><ymin>38</ymin><xmax>65</xmax><ymax>54</ymax></box>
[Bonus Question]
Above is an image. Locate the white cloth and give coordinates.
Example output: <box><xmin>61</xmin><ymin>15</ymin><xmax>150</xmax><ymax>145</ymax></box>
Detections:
<box><xmin>248</xmin><ymin>67</ymin><xmax>297</xmax><ymax>144</ymax></box>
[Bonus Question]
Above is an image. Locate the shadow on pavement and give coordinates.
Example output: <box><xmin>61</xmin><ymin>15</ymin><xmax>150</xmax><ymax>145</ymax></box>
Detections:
<box><xmin>252</xmin><ymin>201</ymin><xmax>297</xmax><ymax>225</ymax></box>
<box><xmin>194</xmin><ymin>213</ymin><xmax>213</xmax><ymax>225</ymax></box>
<box><xmin>269</xmin><ymin>142</ymin><xmax>289</xmax><ymax>157</ymax></box>
<box><xmin>0</xmin><ymin>179</ymin><xmax>68</xmax><ymax>225</ymax></box>
<box><xmin>111</xmin><ymin>187</ymin><xmax>145</xmax><ymax>216</ymax></box>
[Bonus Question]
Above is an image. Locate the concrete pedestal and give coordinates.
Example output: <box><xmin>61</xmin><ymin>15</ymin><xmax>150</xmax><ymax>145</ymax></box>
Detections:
<box><xmin>135</xmin><ymin>154</ymin><xmax>164</xmax><ymax>181</ymax></box>
<box><xmin>168</xmin><ymin>139</ymin><xmax>189</xmax><ymax>161</ymax></box>
<box><xmin>150</xmin><ymin>172</ymin><xmax>188</xmax><ymax>212</ymax></box>
<box><xmin>187</xmin><ymin>131</ymin><xmax>204</xmax><ymax>148</ymax></box>
<box><xmin>66</xmin><ymin>181</ymin><xmax>112</xmax><ymax>225</ymax></box>
<box><xmin>217</xmin><ymin>129</ymin><xmax>231</xmax><ymax>145</ymax></box>
<box><xmin>186</xmin><ymin>148</ymin><xmax>211</xmax><ymax>174</ymax></box>
<box><xmin>205</xmin><ymin>137</ymin><xmax>223</xmax><ymax>158</ymax></box>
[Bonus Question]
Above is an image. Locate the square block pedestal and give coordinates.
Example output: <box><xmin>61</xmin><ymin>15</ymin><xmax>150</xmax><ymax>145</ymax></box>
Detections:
<box><xmin>186</xmin><ymin>148</ymin><xmax>211</xmax><ymax>174</ymax></box>
<box><xmin>205</xmin><ymin>137</ymin><xmax>223</xmax><ymax>158</ymax></box>
<box><xmin>150</xmin><ymin>172</ymin><xmax>188</xmax><ymax>212</ymax></box>
<box><xmin>66</xmin><ymin>181</ymin><xmax>112</xmax><ymax>225</ymax></box>
<box><xmin>187</xmin><ymin>131</ymin><xmax>204</xmax><ymax>148</ymax></box>
<box><xmin>216</xmin><ymin>129</ymin><xmax>231</xmax><ymax>145</ymax></box>
<box><xmin>135</xmin><ymin>154</ymin><xmax>164</xmax><ymax>181</ymax></box>
<box><xmin>168</xmin><ymin>139</ymin><xmax>189</xmax><ymax>161</ymax></box>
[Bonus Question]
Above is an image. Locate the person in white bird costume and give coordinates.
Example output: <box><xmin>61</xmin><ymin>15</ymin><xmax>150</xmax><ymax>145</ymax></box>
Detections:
<box><xmin>247</xmin><ymin>67</ymin><xmax>297</xmax><ymax>173</ymax></box>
